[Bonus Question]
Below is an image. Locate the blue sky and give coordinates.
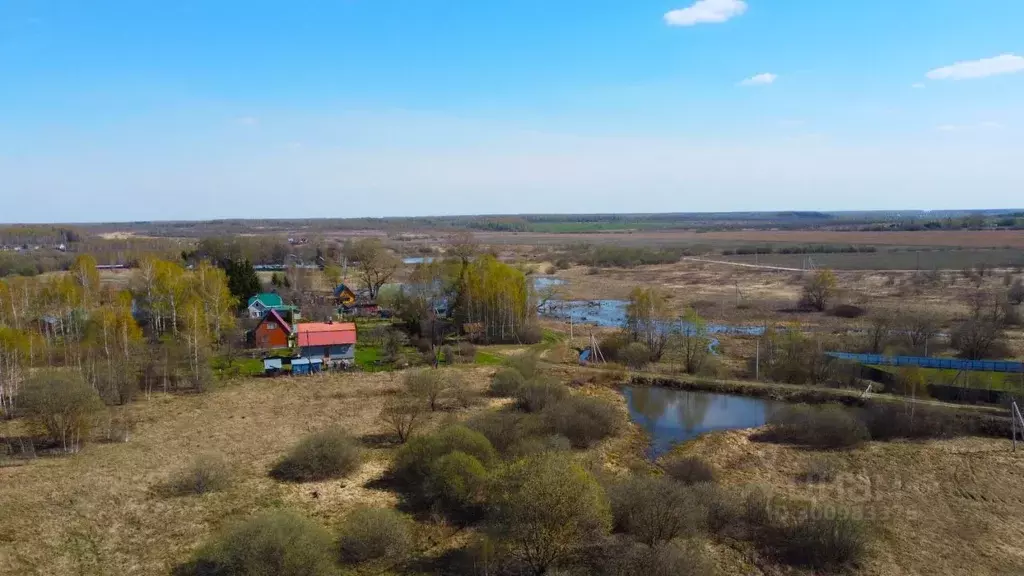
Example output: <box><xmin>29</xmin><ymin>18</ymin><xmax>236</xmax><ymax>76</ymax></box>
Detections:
<box><xmin>1</xmin><ymin>0</ymin><xmax>1023</xmax><ymax>222</ymax></box>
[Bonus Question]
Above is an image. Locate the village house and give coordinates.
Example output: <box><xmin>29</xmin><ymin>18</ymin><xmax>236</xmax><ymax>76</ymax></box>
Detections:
<box><xmin>295</xmin><ymin>321</ymin><xmax>357</xmax><ymax>369</ymax></box>
<box><xmin>253</xmin><ymin>309</ymin><xmax>291</xmax><ymax>349</ymax></box>
<box><xmin>247</xmin><ymin>292</ymin><xmax>298</xmax><ymax>320</ymax></box>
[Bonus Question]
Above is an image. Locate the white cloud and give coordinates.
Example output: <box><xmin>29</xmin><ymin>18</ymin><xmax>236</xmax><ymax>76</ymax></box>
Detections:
<box><xmin>236</xmin><ymin>116</ymin><xmax>259</xmax><ymax>126</ymax></box>
<box><xmin>739</xmin><ymin>73</ymin><xmax>777</xmax><ymax>86</ymax></box>
<box><xmin>664</xmin><ymin>0</ymin><xmax>747</xmax><ymax>26</ymax></box>
<box><xmin>926</xmin><ymin>54</ymin><xmax>1024</xmax><ymax>80</ymax></box>
<box><xmin>911</xmin><ymin>82</ymin><xmax>926</xmax><ymax>89</ymax></box>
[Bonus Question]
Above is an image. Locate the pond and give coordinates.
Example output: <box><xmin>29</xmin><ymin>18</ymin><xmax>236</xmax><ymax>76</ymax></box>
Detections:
<box><xmin>402</xmin><ymin>257</ymin><xmax>435</xmax><ymax>265</ymax></box>
<box><xmin>622</xmin><ymin>386</ymin><xmax>785</xmax><ymax>458</ymax></box>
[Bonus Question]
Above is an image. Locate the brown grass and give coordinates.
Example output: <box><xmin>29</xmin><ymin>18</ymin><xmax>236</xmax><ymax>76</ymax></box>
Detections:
<box><xmin>0</xmin><ymin>368</ymin><xmax>495</xmax><ymax>576</ymax></box>
<box><xmin>674</xmin><ymin>429</ymin><xmax>1024</xmax><ymax>576</ymax></box>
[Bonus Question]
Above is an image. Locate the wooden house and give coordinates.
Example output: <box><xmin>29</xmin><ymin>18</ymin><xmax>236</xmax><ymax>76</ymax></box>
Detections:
<box><xmin>254</xmin><ymin>309</ymin><xmax>292</xmax><ymax>349</ymax></box>
<box><xmin>333</xmin><ymin>284</ymin><xmax>357</xmax><ymax>307</ymax></box>
<box><xmin>296</xmin><ymin>321</ymin><xmax>357</xmax><ymax>369</ymax></box>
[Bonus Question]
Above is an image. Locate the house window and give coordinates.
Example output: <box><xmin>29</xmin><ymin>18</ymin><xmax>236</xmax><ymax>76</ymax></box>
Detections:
<box><xmin>266</xmin><ymin>322</ymin><xmax>277</xmax><ymax>330</ymax></box>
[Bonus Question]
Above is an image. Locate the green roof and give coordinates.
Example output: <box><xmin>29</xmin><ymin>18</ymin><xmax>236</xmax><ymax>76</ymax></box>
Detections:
<box><xmin>248</xmin><ymin>292</ymin><xmax>284</xmax><ymax>308</ymax></box>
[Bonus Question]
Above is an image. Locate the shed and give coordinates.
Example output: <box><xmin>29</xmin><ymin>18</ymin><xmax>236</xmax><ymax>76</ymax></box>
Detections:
<box><xmin>291</xmin><ymin>357</ymin><xmax>323</xmax><ymax>376</ymax></box>
<box><xmin>263</xmin><ymin>357</ymin><xmax>283</xmax><ymax>375</ymax></box>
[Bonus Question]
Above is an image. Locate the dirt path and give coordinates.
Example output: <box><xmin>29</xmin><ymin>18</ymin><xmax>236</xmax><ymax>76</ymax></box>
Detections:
<box><xmin>681</xmin><ymin>256</ymin><xmax>805</xmax><ymax>272</ymax></box>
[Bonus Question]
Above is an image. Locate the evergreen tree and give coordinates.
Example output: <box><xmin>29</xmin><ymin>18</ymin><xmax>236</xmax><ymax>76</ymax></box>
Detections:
<box><xmin>220</xmin><ymin>259</ymin><xmax>261</xmax><ymax>311</ymax></box>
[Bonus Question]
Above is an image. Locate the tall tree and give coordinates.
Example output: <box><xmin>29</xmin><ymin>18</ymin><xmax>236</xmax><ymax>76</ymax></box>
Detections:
<box><xmin>220</xmin><ymin>258</ymin><xmax>260</xmax><ymax>311</ymax></box>
<box><xmin>349</xmin><ymin>238</ymin><xmax>400</xmax><ymax>299</ymax></box>
<box><xmin>624</xmin><ymin>287</ymin><xmax>671</xmax><ymax>361</ymax></box>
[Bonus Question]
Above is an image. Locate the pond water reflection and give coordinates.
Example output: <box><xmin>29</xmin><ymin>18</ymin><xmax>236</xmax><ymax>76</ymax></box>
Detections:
<box><xmin>622</xmin><ymin>386</ymin><xmax>785</xmax><ymax>458</ymax></box>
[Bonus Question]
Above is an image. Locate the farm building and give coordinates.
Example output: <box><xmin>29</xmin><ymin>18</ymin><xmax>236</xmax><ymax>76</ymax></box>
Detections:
<box><xmin>253</xmin><ymin>309</ymin><xmax>291</xmax><ymax>349</ymax></box>
<box><xmin>295</xmin><ymin>321</ymin><xmax>357</xmax><ymax>369</ymax></box>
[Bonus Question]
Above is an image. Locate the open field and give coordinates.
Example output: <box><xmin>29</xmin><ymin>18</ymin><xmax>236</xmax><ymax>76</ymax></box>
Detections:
<box><xmin>0</xmin><ymin>367</ymin><xmax>644</xmax><ymax>576</ymax></box>
<box><xmin>3</xmin><ymin>362</ymin><xmax>1022</xmax><ymax>575</ymax></box>
<box><xmin>678</xmin><ymin>430</ymin><xmax>1024</xmax><ymax>576</ymax></box>
<box><xmin>472</xmin><ymin>229</ymin><xmax>1024</xmax><ymax>249</ymax></box>
<box><xmin>719</xmin><ymin>248</ymin><xmax>1024</xmax><ymax>271</ymax></box>
<box><xmin>0</xmin><ymin>370</ymin><xmax>469</xmax><ymax>575</ymax></box>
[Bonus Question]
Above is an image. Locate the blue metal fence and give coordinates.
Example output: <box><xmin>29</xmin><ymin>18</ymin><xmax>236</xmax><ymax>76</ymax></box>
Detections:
<box><xmin>826</xmin><ymin>352</ymin><xmax>1024</xmax><ymax>374</ymax></box>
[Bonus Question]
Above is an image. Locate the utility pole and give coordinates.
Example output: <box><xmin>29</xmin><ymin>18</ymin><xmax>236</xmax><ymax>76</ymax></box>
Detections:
<box><xmin>755</xmin><ymin>339</ymin><xmax>760</xmax><ymax>381</ymax></box>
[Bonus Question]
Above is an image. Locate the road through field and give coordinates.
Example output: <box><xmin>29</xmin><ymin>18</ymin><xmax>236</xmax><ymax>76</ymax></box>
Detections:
<box><xmin>680</xmin><ymin>256</ymin><xmax>804</xmax><ymax>272</ymax></box>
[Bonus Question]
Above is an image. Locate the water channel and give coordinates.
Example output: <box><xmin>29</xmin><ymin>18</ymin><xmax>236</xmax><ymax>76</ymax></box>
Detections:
<box><xmin>622</xmin><ymin>386</ymin><xmax>785</xmax><ymax>458</ymax></box>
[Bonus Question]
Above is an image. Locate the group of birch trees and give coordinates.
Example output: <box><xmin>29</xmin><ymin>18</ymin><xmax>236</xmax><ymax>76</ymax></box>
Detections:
<box><xmin>0</xmin><ymin>254</ymin><xmax>236</xmax><ymax>421</ymax></box>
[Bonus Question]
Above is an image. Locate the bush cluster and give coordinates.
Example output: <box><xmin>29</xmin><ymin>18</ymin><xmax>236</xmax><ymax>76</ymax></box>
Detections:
<box><xmin>542</xmin><ymin>395</ymin><xmax>622</xmax><ymax>448</ymax></box>
<box><xmin>179</xmin><ymin>510</ymin><xmax>336</xmax><ymax>576</ymax></box>
<box><xmin>270</xmin><ymin>428</ymin><xmax>363</xmax><ymax>482</ymax></box>
<box><xmin>514</xmin><ymin>376</ymin><xmax>570</xmax><ymax>412</ymax></box>
<box><xmin>166</xmin><ymin>454</ymin><xmax>232</xmax><ymax>495</ymax></box>
<box><xmin>488</xmin><ymin>368</ymin><xmax>525</xmax><ymax>397</ymax></box>
<box><xmin>660</xmin><ymin>456</ymin><xmax>716</xmax><ymax>485</ymax></box>
<box><xmin>392</xmin><ymin>425</ymin><xmax>497</xmax><ymax>514</ymax></box>
<box><xmin>761</xmin><ymin>405</ymin><xmax>869</xmax><ymax>449</ymax></box>
<box><xmin>338</xmin><ymin>507</ymin><xmax>414</xmax><ymax>564</ymax></box>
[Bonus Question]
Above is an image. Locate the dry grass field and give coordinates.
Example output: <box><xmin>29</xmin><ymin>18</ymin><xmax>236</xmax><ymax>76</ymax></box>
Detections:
<box><xmin>0</xmin><ymin>370</ymin><xmax>483</xmax><ymax>575</ymax></box>
<box><xmin>678</xmin><ymin>430</ymin><xmax>1024</xmax><ymax>576</ymax></box>
<box><xmin>0</xmin><ymin>367</ymin><xmax>644</xmax><ymax>576</ymax></box>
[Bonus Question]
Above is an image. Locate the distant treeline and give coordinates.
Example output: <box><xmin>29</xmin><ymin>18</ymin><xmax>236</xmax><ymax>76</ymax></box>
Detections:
<box><xmin>721</xmin><ymin>244</ymin><xmax>879</xmax><ymax>256</ymax></box>
<box><xmin>554</xmin><ymin>243</ymin><xmax>695</xmax><ymax>268</ymax></box>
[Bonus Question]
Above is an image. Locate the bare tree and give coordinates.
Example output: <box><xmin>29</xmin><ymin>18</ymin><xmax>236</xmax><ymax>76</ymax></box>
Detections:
<box><xmin>897</xmin><ymin>308</ymin><xmax>940</xmax><ymax>355</ymax></box>
<box><xmin>864</xmin><ymin>312</ymin><xmax>892</xmax><ymax>354</ymax></box>
<box><xmin>380</xmin><ymin>396</ymin><xmax>424</xmax><ymax>443</ymax></box>
<box><xmin>349</xmin><ymin>239</ymin><xmax>400</xmax><ymax>299</ymax></box>
<box><xmin>951</xmin><ymin>319</ymin><xmax>1005</xmax><ymax>360</ymax></box>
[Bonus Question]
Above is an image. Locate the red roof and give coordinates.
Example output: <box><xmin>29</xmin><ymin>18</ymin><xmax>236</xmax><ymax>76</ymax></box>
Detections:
<box><xmin>260</xmin><ymin>309</ymin><xmax>292</xmax><ymax>334</ymax></box>
<box><xmin>296</xmin><ymin>322</ymin><xmax>357</xmax><ymax>347</ymax></box>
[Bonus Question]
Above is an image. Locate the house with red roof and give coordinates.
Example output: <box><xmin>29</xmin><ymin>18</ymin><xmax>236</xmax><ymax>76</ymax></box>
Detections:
<box><xmin>295</xmin><ymin>321</ymin><xmax>357</xmax><ymax>368</ymax></box>
<box><xmin>253</xmin><ymin>309</ymin><xmax>292</xmax><ymax>349</ymax></box>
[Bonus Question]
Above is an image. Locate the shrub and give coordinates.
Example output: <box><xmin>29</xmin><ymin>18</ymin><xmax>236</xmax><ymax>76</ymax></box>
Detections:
<box><xmin>449</xmin><ymin>373</ymin><xmax>483</xmax><ymax>409</ymax></box>
<box><xmin>19</xmin><ymin>371</ymin><xmax>105</xmax><ymax>453</ymax></box>
<box><xmin>455</xmin><ymin>341</ymin><xmax>477</xmax><ymax>362</ymax></box>
<box><xmin>774</xmin><ymin>505</ymin><xmax>868</xmax><ymax>569</ymax></box>
<box><xmin>763</xmin><ymin>404</ymin><xmax>868</xmax><ymax>449</ymax></box>
<box><xmin>597</xmin><ymin>333</ymin><xmax>629</xmax><ymax>362</ymax></box>
<box><xmin>487</xmin><ymin>453</ymin><xmax>612</xmax><ymax>575</ymax></box>
<box><xmin>588</xmin><ymin>537</ymin><xmax>713</xmax><ymax>576</ymax></box>
<box><xmin>489</xmin><ymin>368</ymin><xmax>525</xmax><ymax>397</ymax></box>
<box><xmin>181</xmin><ymin>510</ymin><xmax>335</xmax><ymax>576</ymax></box>
<box><xmin>466</xmin><ymin>411</ymin><xmax>544</xmax><ymax>456</ymax></box>
<box><xmin>270</xmin><ymin>428</ymin><xmax>362</xmax><ymax>482</ymax></box>
<box><xmin>504</xmin><ymin>353</ymin><xmax>540</xmax><ymax>380</ymax></box>
<box><xmin>515</xmin><ymin>377</ymin><xmax>570</xmax><ymax>413</ymax></box>
<box><xmin>800</xmin><ymin>455</ymin><xmax>839</xmax><ymax>483</ymax></box>
<box><xmin>506</xmin><ymin>434</ymin><xmax>573</xmax><ymax>459</ymax></box>
<box><xmin>405</xmin><ymin>369</ymin><xmax>449</xmax><ymax>411</ymax></box>
<box><xmin>607</xmin><ymin>475</ymin><xmax>705</xmax><ymax>545</ymax></box>
<box><xmin>427</xmin><ymin>451</ymin><xmax>489</xmax><ymax>513</ymax></box>
<box><xmin>515</xmin><ymin>324</ymin><xmax>545</xmax><ymax>345</ymax></box>
<box><xmin>380</xmin><ymin>395</ymin><xmax>425</xmax><ymax>443</ymax></box>
<box><xmin>620</xmin><ymin>342</ymin><xmax>652</xmax><ymax>370</ymax></box>
<box><xmin>542</xmin><ymin>396</ymin><xmax>622</xmax><ymax>448</ymax></box>
<box><xmin>166</xmin><ymin>454</ymin><xmax>232</xmax><ymax>495</ymax></box>
<box><xmin>861</xmin><ymin>403</ymin><xmax>964</xmax><ymax>440</ymax></box>
<box><xmin>689</xmin><ymin>482</ymin><xmax>742</xmax><ymax>535</ymax></box>
<box><xmin>392</xmin><ymin>425</ymin><xmax>496</xmax><ymax>486</ymax></box>
<box><xmin>661</xmin><ymin>456</ymin><xmax>716</xmax><ymax>485</ymax></box>
<box><xmin>338</xmin><ymin>507</ymin><xmax>414</xmax><ymax>564</ymax></box>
